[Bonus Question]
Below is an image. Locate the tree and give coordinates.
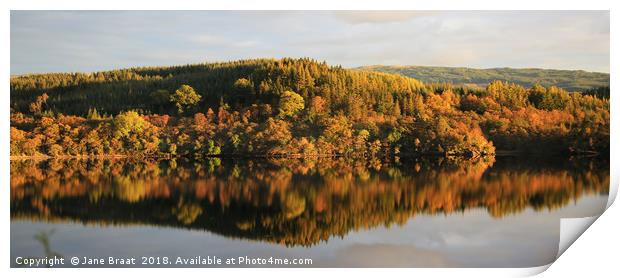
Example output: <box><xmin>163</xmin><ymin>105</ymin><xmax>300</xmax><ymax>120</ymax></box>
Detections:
<box><xmin>10</xmin><ymin>127</ymin><xmax>27</xmax><ymax>155</ymax></box>
<box><xmin>113</xmin><ymin>111</ymin><xmax>147</xmax><ymax>138</ymax></box>
<box><xmin>151</xmin><ymin>89</ymin><xmax>171</xmax><ymax>113</ymax></box>
<box><xmin>113</xmin><ymin>111</ymin><xmax>160</xmax><ymax>154</ymax></box>
<box><xmin>460</xmin><ymin>95</ymin><xmax>487</xmax><ymax>114</ymax></box>
<box><xmin>233</xmin><ymin>78</ymin><xmax>254</xmax><ymax>106</ymax></box>
<box><xmin>233</xmin><ymin>78</ymin><xmax>254</xmax><ymax>95</ymax></box>
<box><xmin>528</xmin><ymin>85</ymin><xmax>569</xmax><ymax>111</ymax></box>
<box><xmin>249</xmin><ymin>118</ymin><xmax>293</xmax><ymax>155</ymax></box>
<box><xmin>83</xmin><ymin>129</ymin><xmax>104</xmax><ymax>154</ymax></box>
<box><xmin>87</xmin><ymin>107</ymin><xmax>102</xmax><ymax>120</ymax></box>
<box><xmin>308</xmin><ymin>96</ymin><xmax>328</xmax><ymax>123</ymax></box>
<box><xmin>392</xmin><ymin>100</ymin><xmax>402</xmax><ymax>117</ymax></box>
<box><xmin>152</xmin><ymin>89</ymin><xmax>171</xmax><ymax>104</ymax></box>
<box><xmin>170</xmin><ymin>85</ymin><xmax>201</xmax><ymax>115</ymax></box>
<box><xmin>29</xmin><ymin>93</ymin><xmax>49</xmax><ymax>114</ymax></box>
<box><xmin>321</xmin><ymin>115</ymin><xmax>354</xmax><ymax>154</ymax></box>
<box><xmin>485</xmin><ymin>81</ymin><xmax>528</xmax><ymax>109</ymax></box>
<box><xmin>278</xmin><ymin>90</ymin><xmax>305</xmax><ymax>118</ymax></box>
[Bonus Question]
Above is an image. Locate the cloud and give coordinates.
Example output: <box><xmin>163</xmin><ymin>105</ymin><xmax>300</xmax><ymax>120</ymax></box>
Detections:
<box><xmin>332</xmin><ymin>11</ymin><xmax>437</xmax><ymax>24</ymax></box>
<box><xmin>10</xmin><ymin>11</ymin><xmax>610</xmax><ymax>74</ymax></box>
<box><xmin>188</xmin><ymin>34</ymin><xmax>227</xmax><ymax>46</ymax></box>
<box><xmin>186</xmin><ymin>34</ymin><xmax>262</xmax><ymax>49</ymax></box>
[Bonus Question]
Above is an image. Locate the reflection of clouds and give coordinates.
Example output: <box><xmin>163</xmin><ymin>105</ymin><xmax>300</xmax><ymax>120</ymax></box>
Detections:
<box><xmin>332</xmin><ymin>243</ymin><xmax>451</xmax><ymax>267</ymax></box>
<box><xmin>10</xmin><ymin>195</ymin><xmax>607</xmax><ymax>267</ymax></box>
<box><xmin>440</xmin><ymin>233</ymin><xmax>488</xmax><ymax>247</ymax></box>
<box><xmin>332</xmin><ymin>196</ymin><xmax>606</xmax><ymax>267</ymax></box>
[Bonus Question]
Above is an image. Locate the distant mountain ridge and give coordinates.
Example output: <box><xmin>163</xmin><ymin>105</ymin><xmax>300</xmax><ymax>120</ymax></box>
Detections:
<box><xmin>356</xmin><ymin>65</ymin><xmax>610</xmax><ymax>92</ymax></box>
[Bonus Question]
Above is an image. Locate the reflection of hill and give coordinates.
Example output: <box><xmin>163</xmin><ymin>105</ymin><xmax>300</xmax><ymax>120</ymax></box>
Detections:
<box><xmin>11</xmin><ymin>157</ymin><xmax>609</xmax><ymax>246</ymax></box>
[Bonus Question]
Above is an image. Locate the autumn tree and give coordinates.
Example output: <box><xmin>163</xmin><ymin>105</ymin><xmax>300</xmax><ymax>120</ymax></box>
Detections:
<box><xmin>486</xmin><ymin>81</ymin><xmax>528</xmax><ymax>109</ymax></box>
<box><xmin>278</xmin><ymin>90</ymin><xmax>305</xmax><ymax>118</ymax></box>
<box><xmin>29</xmin><ymin>93</ymin><xmax>49</xmax><ymax>114</ymax></box>
<box><xmin>113</xmin><ymin>111</ymin><xmax>160</xmax><ymax>154</ymax></box>
<box><xmin>307</xmin><ymin>96</ymin><xmax>328</xmax><ymax>124</ymax></box>
<box><xmin>170</xmin><ymin>85</ymin><xmax>201</xmax><ymax>115</ymax></box>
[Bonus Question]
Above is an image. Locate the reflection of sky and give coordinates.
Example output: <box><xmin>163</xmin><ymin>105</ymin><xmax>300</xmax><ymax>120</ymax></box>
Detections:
<box><xmin>10</xmin><ymin>11</ymin><xmax>609</xmax><ymax>74</ymax></box>
<box><xmin>10</xmin><ymin>195</ymin><xmax>607</xmax><ymax>268</ymax></box>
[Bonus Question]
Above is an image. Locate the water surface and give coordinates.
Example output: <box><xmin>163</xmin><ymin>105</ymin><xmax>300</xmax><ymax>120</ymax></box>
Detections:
<box><xmin>10</xmin><ymin>157</ymin><xmax>609</xmax><ymax>267</ymax></box>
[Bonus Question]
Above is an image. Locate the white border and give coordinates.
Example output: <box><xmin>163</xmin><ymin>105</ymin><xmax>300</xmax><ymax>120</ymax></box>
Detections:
<box><xmin>1</xmin><ymin>1</ymin><xmax>616</xmax><ymax>277</ymax></box>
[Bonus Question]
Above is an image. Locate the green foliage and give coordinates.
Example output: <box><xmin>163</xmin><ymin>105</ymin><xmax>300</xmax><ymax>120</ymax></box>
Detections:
<box><xmin>233</xmin><ymin>78</ymin><xmax>253</xmax><ymax>92</ymax></box>
<box><xmin>583</xmin><ymin>86</ymin><xmax>609</xmax><ymax>100</ymax></box>
<box><xmin>10</xmin><ymin>58</ymin><xmax>423</xmax><ymax>117</ymax></box>
<box><xmin>277</xmin><ymin>90</ymin><xmax>305</xmax><ymax>118</ymax></box>
<box><xmin>486</xmin><ymin>80</ymin><xmax>529</xmax><ymax>109</ymax></box>
<box><xmin>528</xmin><ymin>85</ymin><xmax>570</xmax><ymax>111</ymax></box>
<box><xmin>170</xmin><ymin>85</ymin><xmax>201</xmax><ymax>115</ymax></box>
<box><xmin>113</xmin><ymin>111</ymin><xmax>147</xmax><ymax>138</ymax></box>
<box><xmin>151</xmin><ymin>89</ymin><xmax>172</xmax><ymax>113</ymax></box>
<box><xmin>112</xmin><ymin>111</ymin><xmax>160</xmax><ymax>154</ymax></box>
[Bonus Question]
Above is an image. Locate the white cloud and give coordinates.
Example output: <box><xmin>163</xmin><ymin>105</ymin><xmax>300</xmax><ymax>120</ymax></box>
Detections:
<box><xmin>10</xmin><ymin>11</ymin><xmax>610</xmax><ymax>74</ymax></box>
<box><xmin>187</xmin><ymin>34</ymin><xmax>227</xmax><ymax>46</ymax></box>
<box><xmin>332</xmin><ymin>11</ymin><xmax>437</xmax><ymax>24</ymax></box>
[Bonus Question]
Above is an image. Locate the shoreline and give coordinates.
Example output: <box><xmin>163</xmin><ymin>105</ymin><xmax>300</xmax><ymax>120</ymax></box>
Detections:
<box><xmin>9</xmin><ymin>154</ymin><xmax>130</xmax><ymax>161</ymax></box>
<box><xmin>9</xmin><ymin>151</ymin><xmax>600</xmax><ymax>161</ymax></box>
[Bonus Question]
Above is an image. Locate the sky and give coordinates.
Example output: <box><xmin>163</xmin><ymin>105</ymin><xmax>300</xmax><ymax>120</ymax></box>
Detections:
<box><xmin>10</xmin><ymin>11</ymin><xmax>610</xmax><ymax>74</ymax></box>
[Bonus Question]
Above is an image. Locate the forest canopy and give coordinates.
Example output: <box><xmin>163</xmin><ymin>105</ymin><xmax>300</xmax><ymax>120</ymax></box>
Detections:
<box><xmin>10</xmin><ymin>58</ymin><xmax>610</xmax><ymax>158</ymax></box>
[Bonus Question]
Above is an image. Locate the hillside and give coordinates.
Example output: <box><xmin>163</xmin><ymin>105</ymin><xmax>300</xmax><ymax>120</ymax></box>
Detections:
<box><xmin>10</xmin><ymin>58</ymin><xmax>610</xmax><ymax>158</ymax></box>
<box><xmin>357</xmin><ymin>65</ymin><xmax>610</xmax><ymax>92</ymax></box>
<box><xmin>10</xmin><ymin>58</ymin><xmax>424</xmax><ymax>116</ymax></box>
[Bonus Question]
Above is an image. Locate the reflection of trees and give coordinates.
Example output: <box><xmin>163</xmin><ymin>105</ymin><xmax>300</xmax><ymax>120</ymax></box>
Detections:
<box><xmin>11</xmin><ymin>157</ymin><xmax>609</xmax><ymax>246</ymax></box>
<box><xmin>15</xmin><ymin>229</ymin><xmax>63</xmax><ymax>268</ymax></box>
<box><xmin>35</xmin><ymin>229</ymin><xmax>62</xmax><ymax>262</ymax></box>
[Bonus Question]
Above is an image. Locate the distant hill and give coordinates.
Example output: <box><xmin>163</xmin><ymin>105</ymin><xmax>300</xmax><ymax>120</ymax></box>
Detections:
<box><xmin>356</xmin><ymin>65</ymin><xmax>610</xmax><ymax>92</ymax></box>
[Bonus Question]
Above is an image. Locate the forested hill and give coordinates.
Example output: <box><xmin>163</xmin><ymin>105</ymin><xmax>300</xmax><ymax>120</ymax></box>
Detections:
<box><xmin>10</xmin><ymin>58</ymin><xmax>610</xmax><ymax>158</ymax></box>
<box><xmin>357</xmin><ymin>65</ymin><xmax>610</xmax><ymax>93</ymax></box>
<box><xmin>10</xmin><ymin>58</ymin><xmax>424</xmax><ymax>116</ymax></box>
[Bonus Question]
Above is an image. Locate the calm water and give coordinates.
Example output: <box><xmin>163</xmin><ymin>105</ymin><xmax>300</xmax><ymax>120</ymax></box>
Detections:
<box><xmin>10</xmin><ymin>157</ymin><xmax>609</xmax><ymax>267</ymax></box>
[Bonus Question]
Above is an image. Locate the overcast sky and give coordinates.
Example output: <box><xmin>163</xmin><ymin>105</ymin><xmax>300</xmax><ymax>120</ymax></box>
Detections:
<box><xmin>10</xmin><ymin>11</ymin><xmax>610</xmax><ymax>74</ymax></box>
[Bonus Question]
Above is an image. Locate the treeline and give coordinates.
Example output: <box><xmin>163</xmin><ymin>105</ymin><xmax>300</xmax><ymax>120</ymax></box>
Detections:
<box><xmin>11</xmin><ymin>157</ymin><xmax>609</xmax><ymax>246</ymax></box>
<box><xmin>583</xmin><ymin>86</ymin><xmax>610</xmax><ymax>100</ymax></box>
<box><xmin>358</xmin><ymin>65</ymin><xmax>610</xmax><ymax>92</ymax></box>
<box><xmin>10</xmin><ymin>58</ymin><xmax>610</xmax><ymax>158</ymax></box>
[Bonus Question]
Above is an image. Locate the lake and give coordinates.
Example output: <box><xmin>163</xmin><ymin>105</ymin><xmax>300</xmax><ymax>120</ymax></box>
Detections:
<box><xmin>10</xmin><ymin>156</ymin><xmax>609</xmax><ymax>267</ymax></box>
